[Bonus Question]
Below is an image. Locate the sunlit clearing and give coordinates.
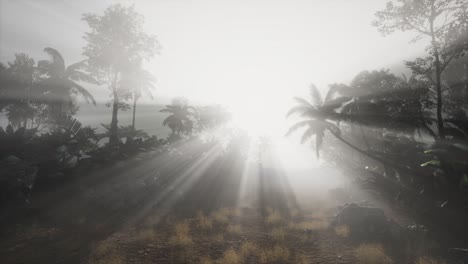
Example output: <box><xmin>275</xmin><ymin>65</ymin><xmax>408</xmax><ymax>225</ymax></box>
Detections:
<box><xmin>223</xmin><ymin>89</ymin><xmax>291</xmax><ymax>138</ymax></box>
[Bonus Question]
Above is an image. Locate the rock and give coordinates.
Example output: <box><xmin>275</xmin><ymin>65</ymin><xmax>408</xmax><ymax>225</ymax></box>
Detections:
<box><xmin>3</xmin><ymin>155</ymin><xmax>21</xmax><ymax>165</ymax></box>
<box><xmin>328</xmin><ymin>187</ymin><xmax>351</xmax><ymax>203</ymax></box>
<box><xmin>64</xmin><ymin>155</ymin><xmax>78</xmax><ymax>168</ymax></box>
<box><xmin>332</xmin><ymin>203</ymin><xmax>389</xmax><ymax>239</ymax></box>
<box><xmin>56</xmin><ymin>145</ymin><xmax>67</xmax><ymax>153</ymax></box>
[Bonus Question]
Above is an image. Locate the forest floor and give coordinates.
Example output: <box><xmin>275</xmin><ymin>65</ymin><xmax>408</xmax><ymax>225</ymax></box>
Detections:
<box><xmin>0</xmin><ymin>140</ymin><xmax>443</xmax><ymax>264</ymax></box>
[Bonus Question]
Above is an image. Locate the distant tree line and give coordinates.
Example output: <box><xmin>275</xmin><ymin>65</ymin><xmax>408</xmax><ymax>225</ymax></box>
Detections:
<box><xmin>0</xmin><ymin>4</ymin><xmax>230</xmax><ymax>206</ymax></box>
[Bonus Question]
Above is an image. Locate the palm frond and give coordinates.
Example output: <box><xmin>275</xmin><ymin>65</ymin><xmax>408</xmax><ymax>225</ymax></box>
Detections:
<box><xmin>67</xmin><ymin>79</ymin><xmax>96</xmax><ymax>105</ymax></box>
<box><xmin>315</xmin><ymin>130</ymin><xmax>324</xmax><ymax>158</ymax></box>
<box><xmin>66</xmin><ymin>61</ymin><xmax>100</xmax><ymax>85</ymax></box>
<box><xmin>43</xmin><ymin>47</ymin><xmax>66</xmax><ymax>75</ymax></box>
<box><xmin>285</xmin><ymin>120</ymin><xmax>314</xmax><ymax>136</ymax></box>
<box><xmin>300</xmin><ymin>126</ymin><xmax>317</xmax><ymax>144</ymax></box>
<box><xmin>309</xmin><ymin>84</ymin><xmax>323</xmax><ymax>107</ymax></box>
<box><xmin>286</xmin><ymin>105</ymin><xmax>310</xmax><ymax>117</ymax></box>
<box><xmin>293</xmin><ymin>97</ymin><xmax>314</xmax><ymax>108</ymax></box>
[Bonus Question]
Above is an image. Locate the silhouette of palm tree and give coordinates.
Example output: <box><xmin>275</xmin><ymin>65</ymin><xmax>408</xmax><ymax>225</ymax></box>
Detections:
<box><xmin>37</xmin><ymin>47</ymin><xmax>97</xmax><ymax>121</ymax></box>
<box><xmin>160</xmin><ymin>98</ymin><xmax>195</xmax><ymax>136</ymax></box>
<box><xmin>286</xmin><ymin>84</ymin><xmax>342</xmax><ymax>158</ymax></box>
<box><xmin>286</xmin><ymin>84</ymin><xmax>419</xmax><ymax>173</ymax></box>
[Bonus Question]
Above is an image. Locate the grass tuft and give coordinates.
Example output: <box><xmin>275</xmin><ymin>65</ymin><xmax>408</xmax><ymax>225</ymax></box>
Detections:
<box><xmin>199</xmin><ymin>256</ymin><xmax>215</xmax><ymax>264</ymax></box>
<box><xmin>266</xmin><ymin>210</ymin><xmax>284</xmax><ymax>226</ymax></box>
<box><xmin>334</xmin><ymin>225</ymin><xmax>350</xmax><ymax>237</ymax></box>
<box><xmin>415</xmin><ymin>256</ymin><xmax>447</xmax><ymax>264</ymax></box>
<box><xmin>218</xmin><ymin>249</ymin><xmax>241</xmax><ymax>264</ymax></box>
<box><xmin>196</xmin><ymin>211</ymin><xmax>213</xmax><ymax>230</ymax></box>
<box><xmin>212</xmin><ymin>208</ymin><xmax>230</xmax><ymax>225</ymax></box>
<box><xmin>354</xmin><ymin>243</ymin><xmax>393</xmax><ymax>264</ymax></box>
<box><xmin>226</xmin><ymin>224</ymin><xmax>242</xmax><ymax>235</ymax></box>
<box><xmin>260</xmin><ymin>245</ymin><xmax>291</xmax><ymax>263</ymax></box>
<box><xmin>270</xmin><ymin>227</ymin><xmax>286</xmax><ymax>241</ymax></box>
<box><xmin>239</xmin><ymin>241</ymin><xmax>259</xmax><ymax>259</ymax></box>
<box><xmin>169</xmin><ymin>221</ymin><xmax>192</xmax><ymax>246</ymax></box>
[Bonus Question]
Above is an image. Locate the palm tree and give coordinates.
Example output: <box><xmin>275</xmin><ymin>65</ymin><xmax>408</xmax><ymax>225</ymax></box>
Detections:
<box><xmin>121</xmin><ymin>65</ymin><xmax>156</xmax><ymax>130</ymax></box>
<box><xmin>160</xmin><ymin>98</ymin><xmax>195</xmax><ymax>136</ymax></box>
<box><xmin>286</xmin><ymin>84</ymin><xmax>417</xmax><ymax>174</ymax></box>
<box><xmin>286</xmin><ymin>84</ymin><xmax>342</xmax><ymax>158</ymax></box>
<box><xmin>37</xmin><ymin>47</ymin><xmax>98</xmax><ymax>122</ymax></box>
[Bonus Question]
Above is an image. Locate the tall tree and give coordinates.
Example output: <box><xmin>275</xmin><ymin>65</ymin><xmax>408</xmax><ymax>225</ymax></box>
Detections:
<box><xmin>373</xmin><ymin>0</ymin><xmax>468</xmax><ymax>139</ymax></box>
<box><xmin>286</xmin><ymin>83</ymin><xmax>422</xmax><ymax>174</ymax></box>
<box><xmin>0</xmin><ymin>53</ymin><xmax>37</xmax><ymax>128</ymax></box>
<box><xmin>37</xmin><ymin>47</ymin><xmax>97</xmax><ymax>123</ymax></box>
<box><xmin>286</xmin><ymin>84</ymin><xmax>343</xmax><ymax>158</ymax></box>
<box><xmin>121</xmin><ymin>62</ymin><xmax>156</xmax><ymax>130</ymax></box>
<box><xmin>82</xmin><ymin>4</ymin><xmax>158</xmax><ymax>144</ymax></box>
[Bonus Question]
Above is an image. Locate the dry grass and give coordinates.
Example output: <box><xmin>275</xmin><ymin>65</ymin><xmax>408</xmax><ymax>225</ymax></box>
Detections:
<box><xmin>228</xmin><ymin>207</ymin><xmax>242</xmax><ymax>217</ymax></box>
<box><xmin>239</xmin><ymin>242</ymin><xmax>259</xmax><ymax>259</ymax></box>
<box><xmin>226</xmin><ymin>224</ymin><xmax>242</xmax><ymax>235</ymax></box>
<box><xmin>354</xmin><ymin>244</ymin><xmax>393</xmax><ymax>264</ymax></box>
<box><xmin>211</xmin><ymin>234</ymin><xmax>225</xmax><ymax>243</ymax></box>
<box><xmin>295</xmin><ymin>254</ymin><xmax>309</xmax><ymax>264</ymax></box>
<box><xmin>290</xmin><ymin>209</ymin><xmax>300</xmax><ymax>219</ymax></box>
<box><xmin>136</xmin><ymin>227</ymin><xmax>157</xmax><ymax>242</ymax></box>
<box><xmin>416</xmin><ymin>256</ymin><xmax>447</xmax><ymax>264</ymax></box>
<box><xmin>266</xmin><ymin>210</ymin><xmax>284</xmax><ymax>226</ymax></box>
<box><xmin>199</xmin><ymin>256</ymin><xmax>215</xmax><ymax>264</ymax></box>
<box><xmin>169</xmin><ymin>221</ymin><xmax>192</xmax><ymax>246</ymax></box>
<box><xmin>212</xmin><ymin>208</ymin><xmax>230</xmax><ymax>225</ymax></box>
<box><xmin>335</xmin><ymin>225</ymin><xmax>350</xmax><ymax>237</ymax></box>
<box><xmin>88</xmin><ymin>253</ymin><xmax>125</xmax><ymax>264</ymax></box>
<box><xmin>308</xmin><ymin>211</ymin><xmax>327</xmax><ymax>220</ymax></box>
<box><xmin>270</xmin><ymin>227</ymin><xmax>286</xmax><ymax>241</ymax></box>
<box><xmin>196</xmin><ymin>211</ymin><xmax>213</xmax><ymax>230</ymax></box>
<box><xmin>92</xmin><ymin>239</ymin><xmax>116</xmax><ymax>257</ymax></box>
<box><xmin>143</xmin><ymin>215</ymin><xmax>160</xmax><ymax>229</ymax></box>
<box><xmin>259</xmin><ymin>245</ymin><xmax>291</xmax><ymax>263</ymax></box>
<box><xmin>88</xmin><ymin>239</ymin><xmax>124</xmax><ymax>264</ymax></box>
<box><xmin>218</xmin><ymin>249</ymin><xmax>241</xmax><ymax>264</ymax></box>
<box><xmin>290</xmin><ymin>220</ymin><xmax>329</xmax><ymax>231</ymax></box>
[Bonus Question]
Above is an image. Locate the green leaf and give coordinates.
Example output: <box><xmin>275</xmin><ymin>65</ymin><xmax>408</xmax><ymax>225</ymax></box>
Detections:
<box><xmin>420</xmin><ymin>159</ymin><xmax>441</xmax><ymax>167</ymax></box>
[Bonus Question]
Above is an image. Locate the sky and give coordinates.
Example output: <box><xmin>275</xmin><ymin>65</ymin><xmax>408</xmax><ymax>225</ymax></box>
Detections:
<box><xmin>0</xmin><ymin>0</ymin><xmax>429</xmax><ymax>134</ymax></box>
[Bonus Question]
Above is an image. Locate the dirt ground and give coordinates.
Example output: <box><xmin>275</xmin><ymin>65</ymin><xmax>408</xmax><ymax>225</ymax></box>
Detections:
<box><xmin>0</xmin><ymin>140</ymin><xmax>449</xmax><ymax>264</ymax></box>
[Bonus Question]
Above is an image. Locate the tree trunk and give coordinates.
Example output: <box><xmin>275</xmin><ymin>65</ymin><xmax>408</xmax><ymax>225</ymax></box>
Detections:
<box><xmin>430</xmin><ymin>13</ymin><xmax>445</xmax><ymax>139</ymax></box>
<box><xmin>435</xmin><ymin>54</ymin><xmax>445</xmax><ymax>139</ymax></box>
<box><xmin>328</xmin><ymin>129</ymin><xmax>417</xmax><ymax>175</ymax></box>
<box><xmin>109</xmin><ymin>90</ymin><xmax>119</xmax><ymax>145</ymax></box>
<box><xmin>464</xmin><ymin>63</ymin><xmax>468</xmax><ymax>102</ymax></box>
<box><xmin>132</xmin><ymin>96</ymin><xmax>137</xmax><ymax>130</ymax></box>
